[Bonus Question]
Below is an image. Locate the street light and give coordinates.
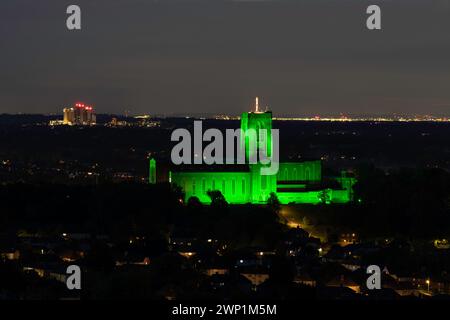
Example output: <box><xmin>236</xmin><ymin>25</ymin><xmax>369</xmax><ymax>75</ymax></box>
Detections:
<box><xmin>426</xmin><ymin>279</ymin><xmax>430</xmax><ymax>292</ymax></box>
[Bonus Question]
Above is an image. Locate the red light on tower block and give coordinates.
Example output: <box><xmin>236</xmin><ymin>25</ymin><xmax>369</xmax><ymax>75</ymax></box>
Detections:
<box><xmin>74</xmin><ymin>103</ymin><xmax>93</xmax><ymax>110</ymax></box>
<box><xmin>69</xmin><ymin>102</ymin><xmax>95</xmax><ymax>125</ymax></box>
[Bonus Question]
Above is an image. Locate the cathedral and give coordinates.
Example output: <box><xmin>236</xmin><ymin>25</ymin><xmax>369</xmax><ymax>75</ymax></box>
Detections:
<box><xmin>149</xmin><ymin>99</ymin><xmax>355</xmax><ymax>205</ymax></box>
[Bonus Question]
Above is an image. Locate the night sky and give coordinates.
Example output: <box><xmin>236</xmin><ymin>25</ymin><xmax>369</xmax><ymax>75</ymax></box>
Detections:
<box><xmin>1</xmin><ymin>0</ymin><xmax>450</xmax><ymax>116</ymax></box>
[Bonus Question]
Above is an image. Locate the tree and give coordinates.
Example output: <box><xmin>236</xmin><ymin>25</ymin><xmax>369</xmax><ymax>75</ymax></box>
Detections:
<box><xmin>267</xmin><ymin>192</ymin><xmax>281</xmax><ymax>213</ymax></box>
<box><xmin>207</xmin><ymin>190</ymin><xmax>228</xmax><ymax>209</ymax></box>
<box><xmin>318</xmin><ymin>189</ymin><xmax>331</xmax><ymax>204</ymax></box>
<box><xmin>269</xmin><ymin>256</ymin><xmax>296</xmax><ymax>284</ymax></box>
<box><xmin>84</xmin><ymin>241</ymin><xmax>115</xmax><ymax>273</ymax></box>
<box><xmin>187</xmin><ymin>196</ymin><xmax>202</xmax><ymax>209</ymax></box>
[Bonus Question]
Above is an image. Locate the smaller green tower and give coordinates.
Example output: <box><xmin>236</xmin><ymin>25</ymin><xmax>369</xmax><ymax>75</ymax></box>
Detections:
<box><xmin>149</xmin><ymin>158</ymin><xmax>156</xmax><ymax>184</ymax></box>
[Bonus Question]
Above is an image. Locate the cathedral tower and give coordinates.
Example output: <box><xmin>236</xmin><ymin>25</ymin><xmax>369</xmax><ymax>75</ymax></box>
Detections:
<box><xmin>240</xmin><ymin>97</ymin><xmax>273</xmax><ymax>163</ymax></box>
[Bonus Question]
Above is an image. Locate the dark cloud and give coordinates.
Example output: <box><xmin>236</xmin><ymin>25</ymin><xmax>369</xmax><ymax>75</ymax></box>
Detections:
<box><xmin>0</xmin><ymin>0</ymin><xmax>449</xmax><ymax>115</ymax></box>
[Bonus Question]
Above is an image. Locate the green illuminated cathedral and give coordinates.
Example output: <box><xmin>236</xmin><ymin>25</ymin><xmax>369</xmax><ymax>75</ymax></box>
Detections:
<box><xmin>150</xmin><ymin>99</ymin><xmax>356</xmax><ymax>205</ymax></box>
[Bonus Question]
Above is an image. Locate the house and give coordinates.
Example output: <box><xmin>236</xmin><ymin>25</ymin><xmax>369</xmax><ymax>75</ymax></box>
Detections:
<box><xmin>202</xmin><ymin>258</ymin><xmax>229</xmax><ymax>276</ymax></box>
<box><xmin>0</xmin><ymin>248</ymin><xmax>20</xmax><ymax>261</ymax></box>
<box><xmin>23</xmin><ymin>262</ymin><xmax>68</xmax><ymax>283</ymax></box>
<box><xmin>325</xmin><ymin>274</ymin><xmax>360</xmax><ymax>293</ymax></box>
<box><xmin>239</xmin><ymin>266</ymin><xmax>270</xmax><ymax>288</ymax></box>
<box><xmin>294</xmin><ymin>271</ymin><xmax>316</xmax><ymax>287</ymax></box>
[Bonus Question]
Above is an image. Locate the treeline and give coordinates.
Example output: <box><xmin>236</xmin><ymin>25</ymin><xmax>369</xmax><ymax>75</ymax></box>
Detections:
<box><xmin>0</xmin><ymin>182</ymin><xmax>181</xmax><ymax>239</ymax></box>
<box><xmin>300</xmin><ymin>166</ymin><xmax>450</xmax><ymax>238</ymax></box>
<box><xmin>0</xmin><ymin>182</ymin><xmax>285</xmax><ymax>249</ymax></box>
<box><xmin>355</xmin><ymin>166</ymin><xmax>450</xmax><ymax>237</ymax></box>
<box><xmin>2</xmin><ymin>165</ymin><xmax>449</xmax><ymax>241</ymax></box>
